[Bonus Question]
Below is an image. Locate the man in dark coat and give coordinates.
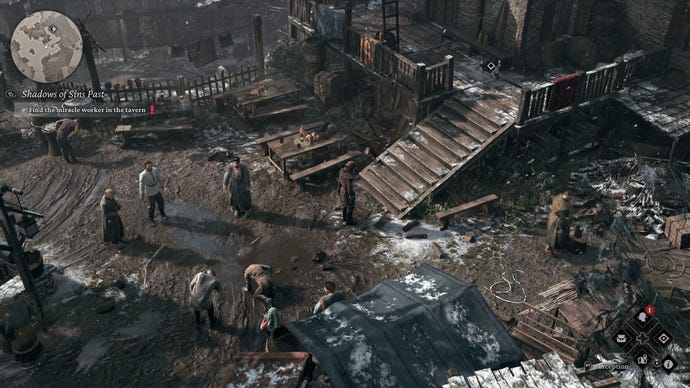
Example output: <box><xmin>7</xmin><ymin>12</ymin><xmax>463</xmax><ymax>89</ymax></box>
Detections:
<box><xmin>338</xmin><ymin>160</ymin><xmax>356</xmax><ymax>225</ymax></box>
<box><xmin>100</xmin><ymin>188</ymin><xmax>125</xmax><ymax>251</ymax></box>
<box><xmin>222</xmin><ymin>157</ymin><xmax>252</xmax><ymax>218</ymax></box>
<box><xmin>54</xmin><ymin>118</ymin><xmax>79</xmax><ymax>163</ymax></box>
<box><xmin>545</xmin><ymin>189</ymin><xmax>572</xmax><ymax>255</ymax></box>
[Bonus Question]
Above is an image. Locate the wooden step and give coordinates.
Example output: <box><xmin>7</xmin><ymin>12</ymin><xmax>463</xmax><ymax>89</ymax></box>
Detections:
<box><xmin>379</xmin><ymin>153</ymin><xmax>429</xmax><ymax>191</ymax></box>
<box><xmin>356</xmin><ymin>175</ymin><xmax>403</xmax><ymax>214</ymax></box>
<box><xmin>431</xmin><ymin>112</ymin><xmax>490</xmax><ymax>143</ymax></box>
<box><xmin>425</xmin><ymin>119</ymin><xmax>483</xmax><ymax>152</ymax></box>
<box><xmin>359</xmin><ymin>169</ymin><xmax>408</xmax><ymax>210</ymax></box>
<box><xmin>442</xmin><ymin>100</ymin><xmax>502</xmax><ymax>133</ymax></box>
<box><xmin>415</xmin><ymin>122</ymin><xmax>470</xmax><ymax>159</ymax></box>
<box><xmin>453</xmin><ymin>93</ymin><xmax>514</xmax><ymax>127</ymax></box>
<box><xmin>408</xmin><ymin>131</ymin><xmax>460</xmax><ymax>168</ymax></box>
<box><xmin>368</xmin><ymin>161</ymin><xmax>419</xmax><ymax>203</ymax></box>
<box><xmin>289</xmin><ymin>150</ymin><xmax>362</xmax><ymax>182</ymax></box>
<box><xmin>396</xmin><ymin>139</ymin><xmax>449</xmax><ymax>177</ymax></box>
<box><xmin>384</xmin><ymin>149</ymin><xmax>437</xmax><ymax>185</ymax></box>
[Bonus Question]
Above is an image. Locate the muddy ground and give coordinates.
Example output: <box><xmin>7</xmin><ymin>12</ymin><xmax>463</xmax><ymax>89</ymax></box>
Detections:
<box><xmin>0</xmin><ymin>102</ymin><xmax>685</xmax><ymax>387</ymax></box>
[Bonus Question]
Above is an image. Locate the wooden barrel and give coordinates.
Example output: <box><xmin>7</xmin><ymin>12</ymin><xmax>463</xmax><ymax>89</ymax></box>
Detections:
<box><xmin>303</xmin><ymin>38</ymin><xmax>325</xmax><ymax>86</ymax></box>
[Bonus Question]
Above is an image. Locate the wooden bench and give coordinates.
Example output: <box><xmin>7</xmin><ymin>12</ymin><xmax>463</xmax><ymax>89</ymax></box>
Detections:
<box><xmin>289</xmin><ymin>150</ymin><xmax>362</xmax><ymax>182</ymax></box>
<box><xmin>435</xmin><ymin>194</ymin><xmax>498</xmax><ymax>230</ymax></box>
<box><xmin>255</xmin><ymin>121</ymin><xmax>326</xmax><ymax>155</ymax></box>
<box><xmin>248</xmin><ymin>103</ymin><xmax>308</xmax><ymax>121</ymax></box>
<box><xmin>115</xmin><ymin>122</ymin><xmax>194</xmax><ymax>148</ymax></box>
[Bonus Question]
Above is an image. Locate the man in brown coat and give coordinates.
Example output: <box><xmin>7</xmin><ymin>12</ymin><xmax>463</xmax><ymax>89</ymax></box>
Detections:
<box><xmin>545</xmin><ymin>189</ymin><xmax>573</xmax><ymax>255</ymax></box>
<box><xmin>338</xmin><ymin>160</ymin><xmax>356</xmax><ymax>225</ymax></box>
<box><xmin>242</xmin><ymin>264</ymin><xmax>272</xmax><ymax>303</ymax></box>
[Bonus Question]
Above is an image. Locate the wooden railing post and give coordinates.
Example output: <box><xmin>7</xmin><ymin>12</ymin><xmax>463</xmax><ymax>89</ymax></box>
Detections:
<box><xmin>516</xmin><ymin>86</ymin><xmax>531</xmax><ymax>125</ymax></box>
<box><xmin>444</xmin><ymin>55</ymin><xmax>454</xmax><ymax>90</ymax></box>
<box><xmin>415</xmin><ymin>63</ymin><xmax>426</xmax><ymax>100</ymax></box>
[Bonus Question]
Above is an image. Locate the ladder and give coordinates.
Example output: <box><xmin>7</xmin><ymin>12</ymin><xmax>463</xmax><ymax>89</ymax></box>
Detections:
<box><xmin>382</xmin><ymin>0</ymin><xmax>400</xmax><ymax>51</ymax></box>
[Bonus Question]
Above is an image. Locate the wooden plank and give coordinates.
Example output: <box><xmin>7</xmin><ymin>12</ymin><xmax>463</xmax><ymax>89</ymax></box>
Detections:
<box><xmin>367</xmin><ymin>161</ymin><xmax>419</xmax><ymax>202</ymax></box>
<box><xmin>397</xmin><ymin>139</ymin><xmax>450</xmax><ymax>177</ymax></box>
<box><xmin>511</xmin><ymin>326</ymin><xmax>576</xmax><ymax>363</ymax></box>
<box><xmin>289</xmin><ymin>150</ymin><xmax>362</xmax><ymax>181</ymax></box>
<box><xmin>425</xmin><ymin>119</ymin><xmax>484</xmax><ymax>152</ymax></box>
<box><xmin>522</xmin><ymin>359</ymin><xmax>559</xmax><ymax>387</ymax></box>
<box><xmin>408</xmin><ymin>131</ymin><xmax>461</xmax><ymax>167</ymax></box>
<box><xmin>115</xmin><ymin>125</ymin><xmax>132</xmax><ymax>133</ymax></box>
<box><xmin>431</xmin><ymin>113</ymin><xmax>490</xmax><ymax>143</ymax></box>
<box><xmin>359</xmin><ymin>169</ymin><xmax>408</xmax><ymax>211</ymax></box>
<box><xmin>249</xmin><ymin>104</ymin><xmax>308</xmax><ymax>120</ymax></box>
<box><xmin>475</xmin><ymin>368</ymin><xmax>502</xmax><ymax>388</ymax></box>
<box><xmin>435</xmin><ymin>194</ymin><xmax>498</xmax><ymax>220</ymax></box>
<box><xmin>378</xmin><ymin>153</ymin><xmax>430</xmax><ymax>190</ymax></box>
<box><xmin>256</xmin><ymin>128</ymin><xmax>300</xmax><ymax>145</ymax></box>
<box><xmin>388</xmin><ymin>146</ymin><xmax>439</xmax><ymax>183</ymax></box>
<box><xmin>534</xmin><ymin>358</ymin><xmax>569</xmax><ymax>387</ymax></box>
<box><xmin>496</xmin><ymin>367</ymin><xmax>526</xmax><ymax>388</ymax></box>
<box><xmin>447</xmin><ymin>376</ymin><xmax>470</xmax><ymax>388</ymax></box>
<box><xmin>443</xmin><ymin>100</ymin><xmax>502</xmax><ymax>132</ymax></box>
<box><xmin>355</xmin><ymin>176</ymin><xmax>402</xmax><ymax>214</ymax></box>
<box><xmin>416</xmin><ymin>122</ymin><xmax>471</xmax><ymax>158</ymax></box>
<box><xmin>541</xmin><ymin>353</ymin><xmax>585</xmax><ymax>388</ymax></box>
<box><xmin>509</xmin><ymin>366</ymin><xmax>536</xmax><ymax>387</ymax></box>
<box><xmin>465</xmin><ymin>375</ymin><xmax>482</xmax><ymax>388</ymax></box>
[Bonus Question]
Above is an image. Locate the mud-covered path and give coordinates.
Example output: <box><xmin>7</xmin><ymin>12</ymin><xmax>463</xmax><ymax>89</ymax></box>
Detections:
<box><xmin>0</xmin><ymin>130</ymin><xmax>383</xmax><ymax>386</ymax></box>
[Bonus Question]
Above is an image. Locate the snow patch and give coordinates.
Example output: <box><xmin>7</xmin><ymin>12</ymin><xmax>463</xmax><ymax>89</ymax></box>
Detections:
<box><xmin>398</xmin><ymin>273</ymin><xmax>447</xmax><ymax>301</ymax></box>
<box><xmin>444</xmin><ymin>303</ymin><xmax>501</xmax><ymax>364</ymax></box>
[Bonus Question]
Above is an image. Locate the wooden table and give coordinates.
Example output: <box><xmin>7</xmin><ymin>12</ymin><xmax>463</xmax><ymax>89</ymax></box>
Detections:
<box><xmin>224</xmin><ymin>78</ymin><xmax>300</xmax><ymax>119</ymax></box>
<box><xmin>267</xmin><ymin>133</ymin><xmax>347</xmax><ymax>175</ymax></box>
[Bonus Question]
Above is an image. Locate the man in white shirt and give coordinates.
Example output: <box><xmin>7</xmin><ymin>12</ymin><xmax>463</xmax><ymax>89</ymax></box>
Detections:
<box><xmin>138</xmin><ymin>160</ymin><xmax>169</xmax><ymax>225</ymax></box>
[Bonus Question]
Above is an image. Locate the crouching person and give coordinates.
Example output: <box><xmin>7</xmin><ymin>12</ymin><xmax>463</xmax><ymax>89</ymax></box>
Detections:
<box><xmin>189</xmin><ymin>269</ymin><xmax>221</xmax><ymax>326</ymax></box>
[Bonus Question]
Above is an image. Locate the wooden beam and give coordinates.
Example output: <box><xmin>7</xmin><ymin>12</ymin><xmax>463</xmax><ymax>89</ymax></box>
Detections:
<box><xmin>253</xmin><ymin>15</ymin><xmax>265</xmax><ymax>79</ymax></box>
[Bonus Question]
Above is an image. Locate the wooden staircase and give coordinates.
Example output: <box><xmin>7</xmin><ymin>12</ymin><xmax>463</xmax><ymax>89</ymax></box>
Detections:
<box><xmin>358</xmin><ymin>83</ymin><xmax>519</xmax><ymax>217</ymax></box>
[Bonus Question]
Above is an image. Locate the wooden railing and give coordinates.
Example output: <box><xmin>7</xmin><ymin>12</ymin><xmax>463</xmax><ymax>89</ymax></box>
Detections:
<box><xmin>345</xmin><ymin>27</ymin><xmax>454</xmax><ymax>99</ymax></box>
<box><xmin>46</xmin><ymin>66</ymin><xmax>260</xmax><ymax>105</ymax></box>
<box><xmin>516</xmin><ymin>48</ymin><xmax>672</xmax><ymax>125</ymax></box>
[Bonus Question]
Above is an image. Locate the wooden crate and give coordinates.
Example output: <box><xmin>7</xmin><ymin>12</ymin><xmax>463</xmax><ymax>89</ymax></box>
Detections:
<box><xmin>665</xmin><ymin>214</ymin><xmax>690</xmax><ymax>248</ymax></box>
<box><xmin>314</xmin><ymin>70</ymin><xmax>345</xmax><ymax>107</ymax></box>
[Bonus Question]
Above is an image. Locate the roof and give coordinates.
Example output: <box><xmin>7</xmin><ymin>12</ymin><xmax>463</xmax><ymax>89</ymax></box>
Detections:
<box><xmin>616</xmin><ymin>80</ymin><xmax>690</xmax><ymax>139</ymax></box>
<box><xmin>224</xmin><ymin>352</ymin><xmax>311</xmax><ymax>388</ymax></box>
<box><xmin>285</xmin><ymin>264</ymin><xmax>524</xmax><ymax>388</ymax></box>
<box><xmin>444</xmin><ymin>352</ymin><xmax>592</xmax><ymax>388</ymax></box>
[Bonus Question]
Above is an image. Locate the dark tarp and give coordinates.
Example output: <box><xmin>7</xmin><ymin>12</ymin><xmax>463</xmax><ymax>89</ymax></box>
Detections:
<box><xmin>286</xmin><ymin>264</ymin><xmax>524</xmax><ymax>388</ymax></box>
<box><xmin>317</xmin><ymin>5</ymin><xmax>345</xmax><ymax>40</ymax></box>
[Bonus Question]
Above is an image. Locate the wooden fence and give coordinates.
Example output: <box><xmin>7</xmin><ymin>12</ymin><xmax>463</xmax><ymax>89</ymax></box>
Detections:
<box><xmin>516</xmin><ymin>48</ymin><xmax>672</xmax><ymax>125</ymax></box>
<box><xmin>46</xmin><ymin>66</ymin><xmax>260</xmax><ymax>105</ymax></box>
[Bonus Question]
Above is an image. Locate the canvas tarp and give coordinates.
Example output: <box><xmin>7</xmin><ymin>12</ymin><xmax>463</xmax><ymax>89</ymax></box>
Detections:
<box><xmin>286</xmin><ymin>264</ymin><xmax>524</xmax><ymax>388</ymax></box>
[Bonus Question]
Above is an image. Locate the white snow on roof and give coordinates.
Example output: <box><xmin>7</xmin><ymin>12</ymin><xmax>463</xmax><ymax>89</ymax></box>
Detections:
<box><xmin>397</xmin><ymin>273</ymin><xmax>447</xmax><ymax>301</ymax></box>
<box><xmin>348</xmin><ymin>341</ymin><xmax>398</xmax><ymax>387</ymax></box>
<box><xmin>227</xmin><ymin>361</ymin><xmax>303</xmax><ymax>388</ymax></box>
<box><xmin>444</xmin><ymin>303</ymin><xmax>501</xmax><ymax>365</ymax></box>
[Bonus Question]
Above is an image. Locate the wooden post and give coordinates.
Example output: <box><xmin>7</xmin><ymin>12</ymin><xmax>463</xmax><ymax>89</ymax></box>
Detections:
<box><xmin>0</xmin><ymin>194</ymin><xmax>43</xmax><ymax>315</ymax></box>
<box><xmin>343</xmin><ymin>0</ymin><xmax>352</xmax><ymax>53</ymax></box>
<box><xmin>444</xmin><ymin>55</ymin><xmax>454</xmax><ymax>90</ymax></box>
<box><xmin>81</xmin><ymin>29</ymin><xmax>102</xmax><ymax>94</ymax></box>
<box><xmin>669</xmin><ymin>138</ymin><xmax>679</xmax><ymax>163</ymax></box>
<box><xmin>516</xmin><ymin>86</ymin><xmax>531</xmax><ymax>125</ymax></box>
<box><xmin>512</xmin><ymin>0</ymin><xmax>534</xmax><ymax>67</ymax></box>
<box><xmin>253</xmin><ymin>15</ymin><xmax>265</xmax><ymax>80</ymax></box>
<box><xmin>415</xmin><ymin>63</ymin><xmax>426</xmax><ymax>100</ymax></box>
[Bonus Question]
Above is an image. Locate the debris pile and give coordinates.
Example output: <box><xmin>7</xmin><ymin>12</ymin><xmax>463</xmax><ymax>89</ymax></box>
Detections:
<box><xmin>570</xmin><ymin>158</ymin><xmax>687</xmax><ymax>239</ymax></box>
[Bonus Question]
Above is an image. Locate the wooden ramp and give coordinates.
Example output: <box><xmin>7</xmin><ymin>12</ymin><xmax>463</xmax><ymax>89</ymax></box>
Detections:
<box><xmin>358</xmin><ymin>81</ymin><xmax>518</xmax><ymax>217</ymax></box>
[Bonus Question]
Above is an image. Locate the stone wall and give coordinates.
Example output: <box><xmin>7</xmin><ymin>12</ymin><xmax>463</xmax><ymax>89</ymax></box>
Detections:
<box><xmin>621</xmin><ymin>0</ymin><xmax>690</xmax><ymax>73</ymax></box>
